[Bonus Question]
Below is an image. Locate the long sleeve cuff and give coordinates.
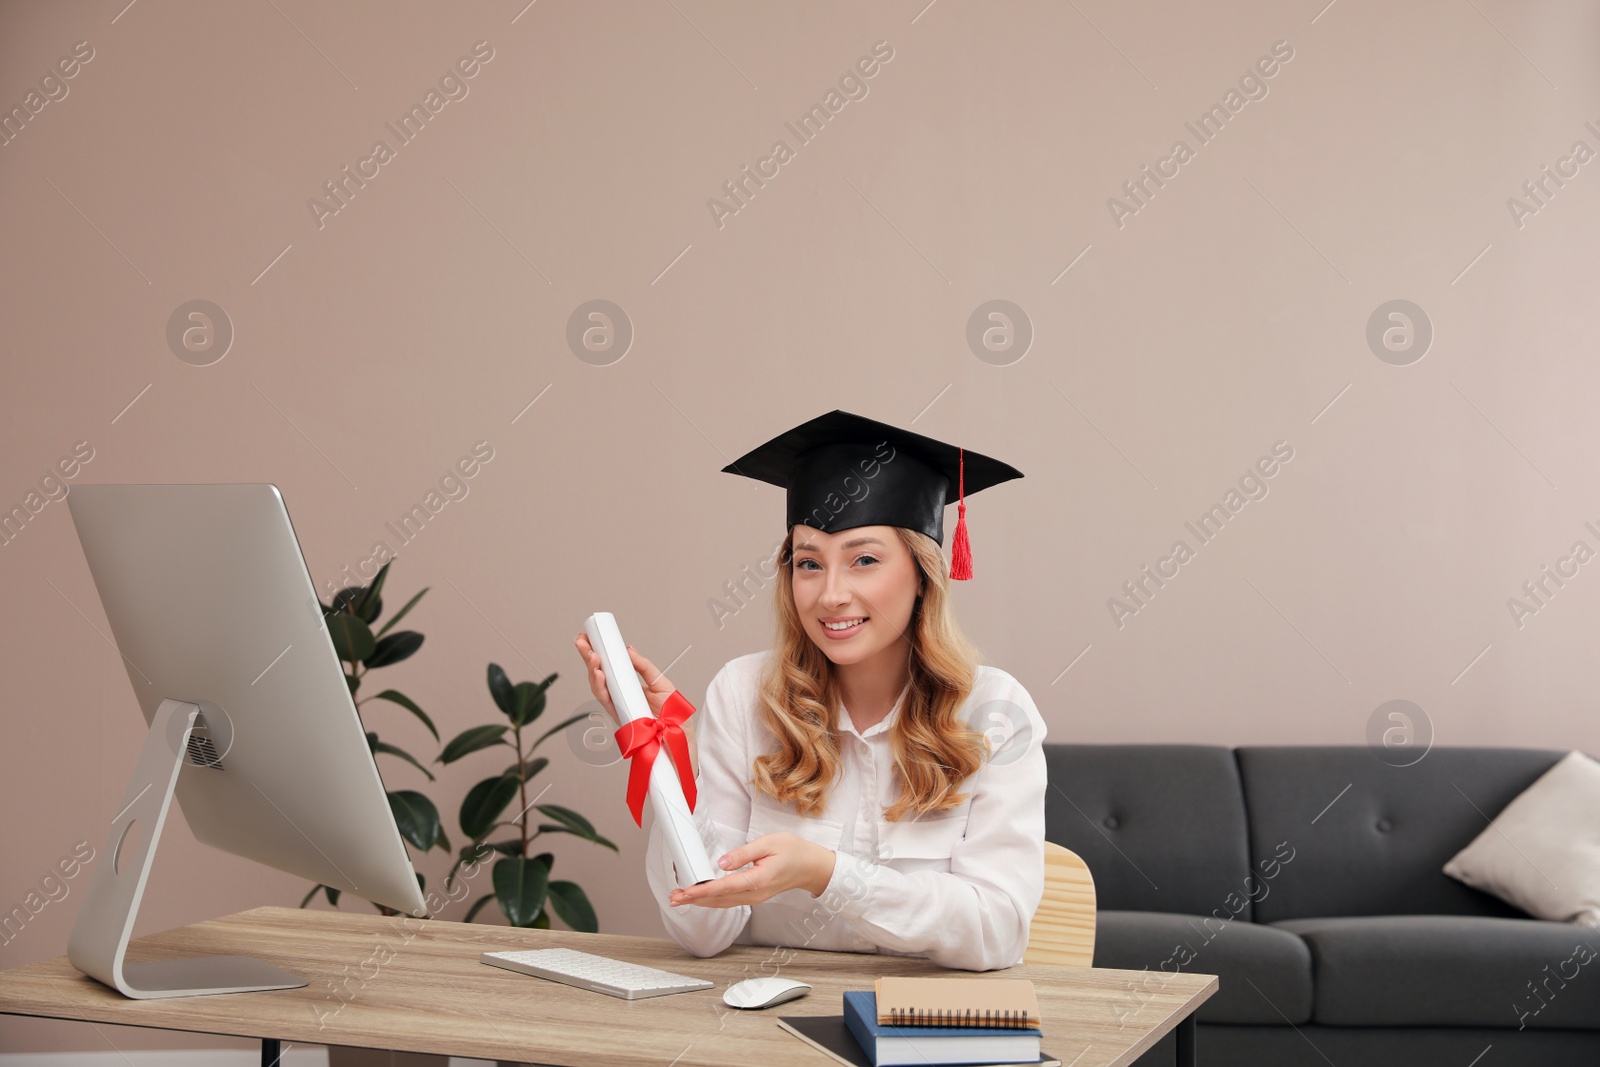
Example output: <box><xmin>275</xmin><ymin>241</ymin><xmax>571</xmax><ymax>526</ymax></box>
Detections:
<box><xmin>817</xmin><ymin>848</ymin><xmax>1031</xmax><ymax>972</ymax></box>
<box><xmin>645</xmin><ymin>803</ymin><xmax>750</xmax><ymax>958</ymax></box>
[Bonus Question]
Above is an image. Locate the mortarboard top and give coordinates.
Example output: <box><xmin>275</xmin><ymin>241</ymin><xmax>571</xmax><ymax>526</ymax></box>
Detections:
<box><xmin>720</xmin><ymin>409</ymin><xmax>1023</xmax><ymax>580</ymax></box>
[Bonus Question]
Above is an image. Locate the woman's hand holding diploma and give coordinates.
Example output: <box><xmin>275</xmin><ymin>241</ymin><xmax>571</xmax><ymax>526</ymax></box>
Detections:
<box><xmin>572</xmin><ymin>633</ymin><xmax>695</xmax><ymax>751</ymax></box>
<box><xmin>667</xmin><ymin>832</ymin><xmax>837</xmax><ymax>907</ymax></box>
<box><xmin>572</xmin><ymin>632</ymin><xmax>836</xmax><ymax>906</ymax></box>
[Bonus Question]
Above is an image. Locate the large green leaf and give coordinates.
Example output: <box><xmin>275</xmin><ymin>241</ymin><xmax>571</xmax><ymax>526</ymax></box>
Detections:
<box><xmin>327</xmin><ymin>613</ymin><xmax>376</xmax><ymax>662</ymax></box>
<box><xmin>546</xmin><ymin>880</ymin><xmax>598</xmax><ymax>932</ymax></box>
<box><xmin>534</xmin><ymin>804</ymin><xmax>616</xmax><ymax>851</ymax></box>
<box><xmin>438</xmin><ymin>724</ymin><xmax>508</xmax><ymax>765</ymax></box>
<box><xmin>503</xmin><ymin>756</ymin><xmax>549</xmax><ymax>782</ymax></box>
<box><xmin>388</xmin><ymin>789</ymin><xmax>441</xmax><ymax>853</ymax></box>
<box><xmin>460</xmin><ymin>774</ymin><xmax>520</xmax><ymax>839</ymax></box>
<box><xmin>452</xmin><ymin>841</ymin><xmax>543</xmax><ymax>893</ymax></box>
<box><xmin>368</xmin><ymin>732</ymin><xmax>435</xmax><ymax>781</ymax></box>
<box><xmin>537</xmin><ymin>823</ymin><xmax>618</xmax><ymax>850</ymax></box>
<box><xmin>367</xmin><ymin>631</ymin><xmax>424</xmax><ymax>669</ymax></box>
<box><xmin>356</xmin><ymin>560</ymin><xmax>391</xmax><ymax>622</ymax></box>
<box><xmin>330</xmin><ymin>585</ymin><xmax>364</xmax><ymax>615</ymax></box>
<box><xmin>485</xmin><ymin>838</ymin><xmax>526</xmax><ymax>857</ymax></box>
<box><xmin>487</xmin><ymin>663</ymin><xmax>516</xmax><ymax>717</ymax></box>
<box><xmin>509</xmin><ymin>681</ymin><xmax>545</xmax><ymax>726</ymax></box>
<box><xmin>447</xmin><ymin>841</ymin><xmax>499</xmax><ymax>889</ymax></box>
<box><xmin>376</xmin><ymin>587</ymin><xmax>428</xmax><ymax>637</ymax></box>
<box><xmin>369</xmin><ymin>689</ymin><xmax>438</xmax><ymax>740</ymax></box>
<box><xmin>493</xmin><ymin>856</ymin><xmax>550</xmax><ymax>928</ymax></box>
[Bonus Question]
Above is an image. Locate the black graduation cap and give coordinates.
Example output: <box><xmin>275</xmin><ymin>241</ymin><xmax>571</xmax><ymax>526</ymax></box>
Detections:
<box><xmin>721</xmin><ymin>409</ymin><xmax>1023</xmax><ymax>580</ymax></box>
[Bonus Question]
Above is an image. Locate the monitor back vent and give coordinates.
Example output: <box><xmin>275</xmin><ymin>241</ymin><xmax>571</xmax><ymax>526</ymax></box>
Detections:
<box><xmin>186</xmin><ymin>734</ymin><xmax>224</xmax><ymax>770</ymax></box>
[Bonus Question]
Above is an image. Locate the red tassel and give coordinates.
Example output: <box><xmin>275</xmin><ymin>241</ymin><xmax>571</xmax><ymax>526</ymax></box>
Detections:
<box><xmin>949</xmin><ymin>448</ymin><xmax>973</xmax><ymax>580</ymax></box>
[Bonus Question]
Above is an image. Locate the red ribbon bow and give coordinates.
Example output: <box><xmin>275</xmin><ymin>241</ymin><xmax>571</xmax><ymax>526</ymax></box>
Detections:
<box><xmin>613</xmin><ymin>689</ymin><xmax>698</xmax><ymax>828</ymax></box>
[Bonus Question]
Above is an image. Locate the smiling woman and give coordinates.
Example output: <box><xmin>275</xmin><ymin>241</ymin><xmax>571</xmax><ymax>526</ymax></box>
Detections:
<box><xmin>574</xmin><ymin>409</ymin><xmax>1046</xmax><ymax>972</ymax></box>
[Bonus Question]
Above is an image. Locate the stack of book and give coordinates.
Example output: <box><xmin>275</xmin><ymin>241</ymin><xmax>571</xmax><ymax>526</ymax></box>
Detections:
<box><xmin>777</xmin><ymin>976</ymin><xmax>1060</xmax><ymax>1067</ymax></box>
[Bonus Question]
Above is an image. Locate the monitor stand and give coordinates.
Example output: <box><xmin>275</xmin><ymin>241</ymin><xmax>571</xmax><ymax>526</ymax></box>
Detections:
<box><xmin>67</xmin><ymin>698</ymin><xmax>309</xmax><ymax>998</ymax></box>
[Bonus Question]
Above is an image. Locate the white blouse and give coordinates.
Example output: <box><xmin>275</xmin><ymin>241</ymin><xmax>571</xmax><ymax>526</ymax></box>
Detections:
<box><xmin>644</xmin><ymin>649</ymin><xmax>1048</xmax><ymax>972</ymax></box>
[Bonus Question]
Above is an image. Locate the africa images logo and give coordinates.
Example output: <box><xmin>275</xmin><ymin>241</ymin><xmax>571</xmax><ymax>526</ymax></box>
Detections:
<box><xmin>706</xmin><ymin>40</ymin><xmax>895</xmax><ymax>230</ymax></box>
<box><xmin>307</xmin><ymin>41</ymin><xmax>495</xmax><ymax>230</ymax></box>
<box><xmin>1105</xmin><ymin>40</ymin><xmax>1295</xmax><ymax>229</ymax></box>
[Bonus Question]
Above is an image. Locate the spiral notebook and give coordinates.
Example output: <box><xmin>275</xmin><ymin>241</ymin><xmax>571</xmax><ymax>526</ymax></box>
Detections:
<box><xmin>875</xmin><ymin>977</ymin><xmax>1042</xmax><ymax>1029</ymax></box>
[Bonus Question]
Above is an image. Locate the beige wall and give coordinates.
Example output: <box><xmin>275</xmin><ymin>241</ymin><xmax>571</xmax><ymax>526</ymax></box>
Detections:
<box><xmin>4</xmin><ymin>0</ymin><xmax>1598</xmax><ymax>1053</ymax></box>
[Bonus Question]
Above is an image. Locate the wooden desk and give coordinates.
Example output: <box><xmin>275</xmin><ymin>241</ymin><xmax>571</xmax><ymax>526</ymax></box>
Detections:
<box><xmin>0</xmin><ymin>906</ymin><xmax>1216</xmax><ymax>1067</ymax></box>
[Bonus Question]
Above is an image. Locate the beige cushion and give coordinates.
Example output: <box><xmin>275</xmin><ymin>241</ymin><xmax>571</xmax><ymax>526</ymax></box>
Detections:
<box><xmin>1443</xmin><ymin>751</ymin><xmax>1600</xmax><ymax>924</ymax></box>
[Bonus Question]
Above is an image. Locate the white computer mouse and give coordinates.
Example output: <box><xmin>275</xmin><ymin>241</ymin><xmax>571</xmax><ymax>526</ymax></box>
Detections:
<box><xmin>722</xmin><ymin>976</ymin><xmax>813</xmax><ymax>1009</ymax></box>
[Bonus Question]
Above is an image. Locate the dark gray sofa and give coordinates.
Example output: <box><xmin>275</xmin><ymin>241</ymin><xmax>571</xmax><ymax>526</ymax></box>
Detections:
<box><xmin>1042</xmin><ymin>744</ymin><xmax>1600</xmax><ymax>1067</ymax></box>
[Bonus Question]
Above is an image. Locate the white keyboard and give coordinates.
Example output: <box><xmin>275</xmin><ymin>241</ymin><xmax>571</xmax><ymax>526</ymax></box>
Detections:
<box><xmin>480</xmin><ymin>948</ymin><xmax>715</xmax><ymax>1000</ymax></box>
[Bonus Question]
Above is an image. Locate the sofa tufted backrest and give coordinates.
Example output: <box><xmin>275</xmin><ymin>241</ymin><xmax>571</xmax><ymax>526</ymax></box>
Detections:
<box><xmin>1236</xmin><ymin>746</ymin><xmax>1568</xmax><ymax>922</ymax></box>
<box><xmin>1043</xmin><ymin>744</ymin><xmax>1254</xmax><ymax>919</ymax></box>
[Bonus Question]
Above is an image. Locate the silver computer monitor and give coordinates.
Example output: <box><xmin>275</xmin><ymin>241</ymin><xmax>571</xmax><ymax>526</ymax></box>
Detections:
<box><xmin>62</xmin><ymin>482</ymin><xmax>428</xmax><ymax>999</ymax></box>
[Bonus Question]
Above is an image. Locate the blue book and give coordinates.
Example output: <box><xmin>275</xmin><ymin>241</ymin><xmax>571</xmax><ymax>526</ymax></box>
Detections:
<box><xmin>842</xmin><ymin>991</ymin><xmax>1044</xmax><ymax>1067</ymax></box>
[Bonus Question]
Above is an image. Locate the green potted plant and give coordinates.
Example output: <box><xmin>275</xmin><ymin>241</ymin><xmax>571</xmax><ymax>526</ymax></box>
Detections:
<box><xmin>439</xmin><ymin>664</ymin><xmax>615</xmax><ymax>929</ymax></box>
<box><xmin>300</xmin><ymin>560</ymin><xmax>449</xmax><ymax>914</ymax></box>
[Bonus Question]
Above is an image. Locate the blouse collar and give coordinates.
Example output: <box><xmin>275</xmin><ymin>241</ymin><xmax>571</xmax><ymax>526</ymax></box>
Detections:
<box><xmin>837</xmin><ymin>676</ymin><xmax>914</xmax><ymax>740</ymax></box>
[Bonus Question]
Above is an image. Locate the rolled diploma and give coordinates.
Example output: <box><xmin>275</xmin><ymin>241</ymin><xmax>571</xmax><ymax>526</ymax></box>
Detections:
<box><xmin>584</xmin><ymin>612</ymin><xmax>722</xmax><ymax>887</ymax></box>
